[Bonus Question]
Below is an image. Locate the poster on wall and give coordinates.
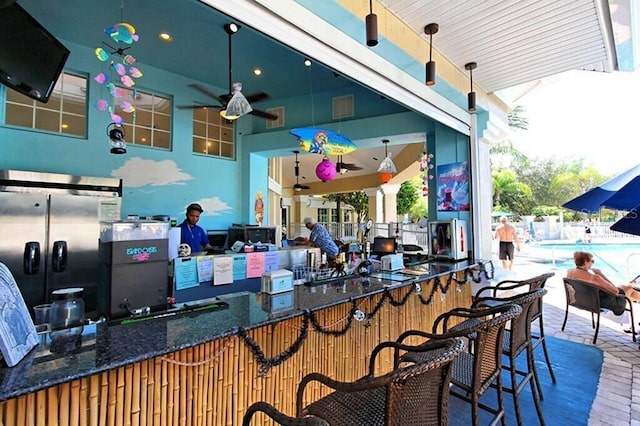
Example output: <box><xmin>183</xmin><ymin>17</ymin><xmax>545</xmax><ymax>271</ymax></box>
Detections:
<box><xmin>436</xmin><ymin>162</ymin><xmax>470</xmax><ymax>212</ymax></box>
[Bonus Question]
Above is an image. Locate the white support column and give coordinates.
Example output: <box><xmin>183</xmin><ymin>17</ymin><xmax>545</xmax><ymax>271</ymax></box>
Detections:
<box><xmin>363</xmin><ymin>187</ymin><xmax>382</xmax><ymax>224</ymax></box>
<box><xmin>381</xmin><ymin>183</ymin><xmax>401</xmax><ymax>224</ymax></box>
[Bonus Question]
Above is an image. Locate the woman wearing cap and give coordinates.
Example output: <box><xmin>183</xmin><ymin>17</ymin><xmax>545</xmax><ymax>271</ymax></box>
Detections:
<box><xmin>179</xmin><ymin>203</ymin><xmax>213</xmax><ymax>254</ymax></box>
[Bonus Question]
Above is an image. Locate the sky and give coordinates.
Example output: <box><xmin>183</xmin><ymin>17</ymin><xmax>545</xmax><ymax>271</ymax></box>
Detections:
<box><xmin>502</xmin><ymin>68</ymin><xmax>640</xmax><ymax>177</ymax></box>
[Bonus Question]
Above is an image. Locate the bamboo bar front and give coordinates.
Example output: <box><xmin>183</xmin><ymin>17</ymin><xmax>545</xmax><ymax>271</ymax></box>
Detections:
<box><xmin>0</xmin><ymin>276</ymin><xmax>471</xmax><ymax>425</ymax></box>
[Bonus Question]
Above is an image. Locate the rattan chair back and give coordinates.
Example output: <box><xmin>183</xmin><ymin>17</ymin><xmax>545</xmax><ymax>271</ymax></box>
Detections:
<box><xmin>243</xmin><ymin>401</ymin><xmax>328</xmax><ymax>426</ymax></box>
<box><xmin>297</xmin><ymin>337</ymin><xmax>465</xmax><ymax>426</ymax></box>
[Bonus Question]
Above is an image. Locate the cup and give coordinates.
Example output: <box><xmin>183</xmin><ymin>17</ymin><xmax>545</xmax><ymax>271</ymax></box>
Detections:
<box><xmin>33</xmin><ymin>304</ymin><xmax>51</xmax><ymax>325</ymax></box>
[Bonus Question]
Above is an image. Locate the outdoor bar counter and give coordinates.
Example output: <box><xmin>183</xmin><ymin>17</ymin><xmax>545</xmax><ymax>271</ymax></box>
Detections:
<box><xmin>0</xmin><ymin>260</ymin><xmax>491</xmax><ymax>426</ymax></box>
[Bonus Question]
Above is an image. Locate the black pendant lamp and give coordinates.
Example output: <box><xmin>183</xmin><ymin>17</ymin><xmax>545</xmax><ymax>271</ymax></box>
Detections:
<box><xmin>366</xmin><ymin>0</ymin><xmax>378</xmax><ymax>47</ymax></box>
<box><xmin>465</xmin><ymin>62</ymin><xmax>477</xmax><ymax>112</ymax></box>
<box><xmin>424</xmin><ymin>23</ymin><xmax>439</xmax><ymax>86</ymax></box>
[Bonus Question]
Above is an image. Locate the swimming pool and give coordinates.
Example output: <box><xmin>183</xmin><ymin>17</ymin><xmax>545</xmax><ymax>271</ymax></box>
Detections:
<box><xmin>526</xmin><ymin>242</ymin><xmax>640</xmax><ymax>282</ymax></box>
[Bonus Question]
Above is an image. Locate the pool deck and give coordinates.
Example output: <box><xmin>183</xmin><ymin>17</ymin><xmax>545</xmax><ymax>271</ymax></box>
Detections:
<box><xmin>494</xmin><ymin>250</ymin><xmax>640</xmax><ymax>425</ymax></box>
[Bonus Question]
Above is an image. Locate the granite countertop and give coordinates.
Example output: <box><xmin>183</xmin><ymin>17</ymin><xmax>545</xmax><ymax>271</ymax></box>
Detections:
<box><xmin>0</xmin><ymin>260</ymin><xmax>479</xmax><ymax>402</ymax></box>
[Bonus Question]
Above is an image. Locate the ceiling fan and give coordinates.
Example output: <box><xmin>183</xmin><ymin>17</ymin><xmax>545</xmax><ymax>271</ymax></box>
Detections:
<box><xmin>293</xmin><ymin>150</ymin><xmax>310</xmax><ymax>191</ymax></box>
<box><xmin>179</xmin><ymin>23</ymin><xmax>278</xmax><ymax>121</ymax></box>
<box><xmin>335</xmin><ymin>155</ymin><xmax>363</xmax><ymax>174</ymax></box>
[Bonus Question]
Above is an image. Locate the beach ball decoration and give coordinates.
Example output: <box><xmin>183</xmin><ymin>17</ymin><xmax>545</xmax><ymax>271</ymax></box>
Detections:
<box><xmin>316</xmin><ymin>157</ymin><xmax>337</xmax><ymax>182</ymax></box>
<box><xmin>418</xmin><ymin>151</ymin><xmax>434</xmax><ymax>197</ymax></box>
<box><xmin>93</xmin><ymin>21</ymin><xmax>143</xmax><ymax>127</ymax></box>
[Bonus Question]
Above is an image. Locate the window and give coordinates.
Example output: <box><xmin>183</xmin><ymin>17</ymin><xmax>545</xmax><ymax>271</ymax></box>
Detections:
<box><xmin>4</xmin><ymin>72</ymin><xmax>87</xmax><ymax>137</ymax></box>
<box><xmin>318</xmin><ymin>208</ymin><xmax>329</xmax><ymax>223</ymax></box>
<box><xmin>118</xmin><ymin>88</ymin><xmax>171</xmax><ymax>149</ymax></box>
<box><xmin>330</xmin><ymin>209</ymin><xmax>339</xmax><ymax>223</ymax></box>
<box><xmin>192</xmin><ymin>108</ymin><xmax>234</xmax><ymax>158</ymax></box>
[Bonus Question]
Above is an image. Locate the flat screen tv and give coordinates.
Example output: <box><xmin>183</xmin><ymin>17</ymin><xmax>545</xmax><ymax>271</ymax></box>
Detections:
<box><xmin>0</xmin><ymin>3</ymin><xmax>70</xmax><ymax>103</ymax></box>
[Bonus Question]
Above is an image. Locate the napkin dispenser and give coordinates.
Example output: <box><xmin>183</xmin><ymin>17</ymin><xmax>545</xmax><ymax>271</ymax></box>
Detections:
<box><xmin>381</xmin><ymin>253</ymin><xmax>404</xmax><ymax>271</ymax></box>
<box><xmin>261</xmin><ymin>269</ymin><xmax>294</xmax><ymax>294</ymax></box>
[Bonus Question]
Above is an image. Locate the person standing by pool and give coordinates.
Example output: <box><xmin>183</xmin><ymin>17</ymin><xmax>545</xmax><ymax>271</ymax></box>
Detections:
<box><xmin>494</xmin><ymin>215</ymin><xmax>520</xmax><ymax>270</ymax></box>
<box><xmin>567</xmin><ymin>251</ymin><xmax>640</xmax><ymax>314</ymax></box>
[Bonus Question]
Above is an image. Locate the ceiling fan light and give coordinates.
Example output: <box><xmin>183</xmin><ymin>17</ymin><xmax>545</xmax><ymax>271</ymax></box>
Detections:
<box><xmin>219</xmin><ymin>109</ymin><xmax>240</xmax><ymax>120</ymax></box>
<box><xmin>294</xmin><ymin>186</ymin><xmax>301</xmax><ymax>192</ymax></box>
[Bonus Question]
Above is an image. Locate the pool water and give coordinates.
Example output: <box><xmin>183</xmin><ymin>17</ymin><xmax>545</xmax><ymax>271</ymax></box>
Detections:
<box><xmin>528</xmin><ymin>242</ymin><xmax>640</xmax><ymax>282</ymax></box>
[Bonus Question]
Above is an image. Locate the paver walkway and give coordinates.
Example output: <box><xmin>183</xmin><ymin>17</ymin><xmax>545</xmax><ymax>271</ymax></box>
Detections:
<box><xmin>491</xmin><ymin>258</ymin><xmax>640</xmax><ymax>425</ymax></box>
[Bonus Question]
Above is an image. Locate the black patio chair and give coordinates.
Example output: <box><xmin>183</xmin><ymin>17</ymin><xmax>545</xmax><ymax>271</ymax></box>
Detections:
<box><xmin>562</xmin><ymin>277</ymin><xmax>636</xmax><ymax>344</ymax></box>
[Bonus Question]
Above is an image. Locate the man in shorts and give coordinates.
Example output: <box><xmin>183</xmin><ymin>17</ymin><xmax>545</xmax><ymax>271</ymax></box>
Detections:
<box><xmin>494</xmin><ymin>216</ymin><xmax>521</xmax><ymax>270</ymax></box>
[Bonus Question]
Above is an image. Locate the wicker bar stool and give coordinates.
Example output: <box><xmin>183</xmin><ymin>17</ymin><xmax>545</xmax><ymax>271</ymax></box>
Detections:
<box><xmin>396</xmin><ymin>303</ymin><xmax>522</xmax><ymax>426</ymax></box>
<box><xmin>473</xmin><ymin>288</ymin><xmax>548</xmax><ymax>425</ymax></box>
<box><xmin>476</xmin><ymin>272</ymin><xmax>557</xmax><ymax>394</ymax></box>
<box><xmin>296</xmin><ymin>337</ymin><xmax>465</xmax><ymax>426</ymax></box>
<box><xmin>243</xmin><ymin>401</ymin><xmax>328</xmax><ymax>426</ymax></box>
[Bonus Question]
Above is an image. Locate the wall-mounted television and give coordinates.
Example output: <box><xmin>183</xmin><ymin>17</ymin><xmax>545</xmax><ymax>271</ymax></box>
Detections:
<box><xmin>0</xmin><ymin>3</ymin><xmax>70</xmax><ymax>103</ymax></box>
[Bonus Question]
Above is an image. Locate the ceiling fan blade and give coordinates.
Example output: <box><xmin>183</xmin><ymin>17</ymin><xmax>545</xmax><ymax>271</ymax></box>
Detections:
<box><xmin>177</xmin><ymin>104</ymin><xmax>222</xmax><ymax>110</ymax></box>
<box><xmin>187</xmin><ymin>83</ymin><xmax>225</xmax><ymax>103</ymax></box>
<box><xmin>249</xmin><ymin>109</ymin><xmax>278</xmax><ymax>120</ymax></box>
<box><xmin>343</xmin><ymin>163</ymin><xmax>363</xmax><ymax>171</ymax></box>
<box><xmin>245</xmin><ymin>92</ymin><xmax>270</xmax><ymax>103</ymax></box>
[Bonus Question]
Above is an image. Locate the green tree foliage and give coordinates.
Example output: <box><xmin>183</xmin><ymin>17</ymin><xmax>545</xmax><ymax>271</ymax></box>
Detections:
<box><xmin>397</xmin><ymin>179</ymin><xmax>419</xmax><ymax>216</ymax></box>
<box><xmin>324</xmin><ymin>191</ymin><xmax>369</xmax><ymax>225</ymax></box>
<box><xmin>492</xmin><ymin>168</ymin><xmax>532</xmax><ymax>214</ymax></box>
<box><xmin>489</xmin><ymin>105</ymin><xmax>611</xmax><ymax>219</ymax></box>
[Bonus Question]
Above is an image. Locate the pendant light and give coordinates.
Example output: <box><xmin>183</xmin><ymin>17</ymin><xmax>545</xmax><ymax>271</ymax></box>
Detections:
<box><xmin>424</xmin><ymin>23</ymin><xmax>439</xmax><ymax>86</ymax></box>
<box><xmin>377</xmin><ymin>139</ymin><xmax>396</xmax><ymax>183</ymax></box>
<box><xmin>365</xmin><ymin>0</ymin><xmax>378</xmax><ymax>47</ymax></box>
<box><xmin>465</xmin><ymin>62</ymin><xmax>477</xmax><ymax>112</ymax></box>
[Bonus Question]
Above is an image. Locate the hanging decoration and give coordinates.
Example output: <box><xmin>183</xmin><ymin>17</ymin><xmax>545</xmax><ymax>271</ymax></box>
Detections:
<box><xmin>377</xmin><ymin>139</ymin><xmax>396</xmax><ymax>184</ymax></box>
<box><xmin>290</xmin><ymin>128</ymin><xmax>357</xmax><ymax>156</ymax></box>
<box><xmin>92</xmin><ymin>1</ymin><xmax>143</xmax><ymax>127</ymax></box>
<box><xmin>418</xmin><ymin>151</ymin><xmax>435</xmax><ymax>197</ymax></box>
<box><xmin>315</xmin><ymin>157</ymin><xmax>337</xmax><ymax>182</ymax></box>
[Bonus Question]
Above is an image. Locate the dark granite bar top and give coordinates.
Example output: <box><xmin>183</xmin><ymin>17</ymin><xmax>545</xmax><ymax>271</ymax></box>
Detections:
<box><xmin>0</xmin><ymin>260</ymin><xmax>484</xmax><ymax>402</ymax></box>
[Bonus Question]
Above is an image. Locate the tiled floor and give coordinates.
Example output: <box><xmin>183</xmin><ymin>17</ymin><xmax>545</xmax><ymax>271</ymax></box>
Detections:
<box><xmin>496</xmin><ymin>261</ymin><xmax>640</xmax><ymax>425</ymax></box>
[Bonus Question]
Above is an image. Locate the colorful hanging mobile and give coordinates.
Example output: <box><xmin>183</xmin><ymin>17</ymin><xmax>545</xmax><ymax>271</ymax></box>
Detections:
<box><xmin>93</xmin><ymin>20</ymin><xmax>143</xmax><ymax>126</ymax></box>
<box><xmin>418</xmin><ymin>151</ymin><xmax>435</xmax><ymax>197</ymax></box>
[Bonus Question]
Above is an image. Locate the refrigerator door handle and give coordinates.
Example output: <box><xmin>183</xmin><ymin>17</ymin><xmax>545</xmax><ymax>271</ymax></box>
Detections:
<box><xmin>52</xmin><ymin>240</ymin><xmax>68</xmax><ymax>272</ymax></box>
<box><xmin>23</xmin><ymin>241</ymin><xmax>41</xmax><ymax>275</ymax></box>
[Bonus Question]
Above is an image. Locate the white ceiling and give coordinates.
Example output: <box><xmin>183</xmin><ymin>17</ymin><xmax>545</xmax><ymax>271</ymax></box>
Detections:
<box><xmin>379</xmin><ymin>0</ymin><xmax>617</xmax><ymax>93</ymax></box>
<box><xmin>280</xmin><ymin>0</ymin><xmax>619</xmax><ymax>190</ymax></box>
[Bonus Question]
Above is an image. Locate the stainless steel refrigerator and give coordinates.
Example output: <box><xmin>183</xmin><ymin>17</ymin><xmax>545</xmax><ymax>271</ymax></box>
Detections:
<box><xmin>0</xmin><ymin>170</ymin><xmax>122</xmax><ymax>316</ymax></box>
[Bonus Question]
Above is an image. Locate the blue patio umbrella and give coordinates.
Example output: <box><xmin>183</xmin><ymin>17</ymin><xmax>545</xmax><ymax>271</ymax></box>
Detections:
<box><xmin>610</xmin><ymin>208</ymin><xmax>640</xmax><ymax>236</ymax></box>
<box><xmin>562</xmin><ymin>163</ymin><xmax>640</xmax><ymax>213</ymax></box>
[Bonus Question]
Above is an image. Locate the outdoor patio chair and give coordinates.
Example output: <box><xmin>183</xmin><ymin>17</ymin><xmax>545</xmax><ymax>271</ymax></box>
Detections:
<box><xmin>396</xmin><ymin>303</ymin><xmax>522</xmax><ymax>426</ymax></box>
<box><xmin>242</xmin><ymin>401</ymin><xmax>328</xmax><ymax>426</ymax></box>
<box><xmin>296</xmin><ymin>337</ymin><xmax>465</xmax><ymax>426</ymax></box>
<box><xmin>562</xmin><ymin>277</ymin><xmax>636</xmax><ymax>344</ymax></box>
<box><xmin>473</xmin><ymin>289</ymin><xmax>548</xmax><ymax>425</ymax></box>
<box><xmin>474</xmin><ymin>272</ymin><xmax>557</xmax><ymax>398</ymax></box>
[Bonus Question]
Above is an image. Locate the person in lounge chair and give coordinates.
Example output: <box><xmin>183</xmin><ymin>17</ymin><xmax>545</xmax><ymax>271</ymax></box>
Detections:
<box><xmin>567</xmin><ymin>251</ymin><xmax>640</xmax><ymax>315</ymax></box>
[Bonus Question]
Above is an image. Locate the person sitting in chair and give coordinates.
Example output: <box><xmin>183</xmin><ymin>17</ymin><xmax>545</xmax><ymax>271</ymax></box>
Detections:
<box><xmin>567</xmin><ymin>251</ymin><xmax>640</xmax><ymax>315</ymax></box>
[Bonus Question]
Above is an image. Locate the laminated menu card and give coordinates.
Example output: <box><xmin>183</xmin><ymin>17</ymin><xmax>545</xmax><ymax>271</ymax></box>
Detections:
<box><xmin>246</xmin><ymin>252</ymin><xmax>265</xmax><ymax>278</ymax></box>
<box><xmin>175</xmin><ymin>257</ymin><xmax>199</xmax><ymax>290</ymax></box>
<box><xmin>213</xmin><ymin>255</ymin><xmax>233</xmax><ymax>285</ymax></box>
<box><xmin>232</xmin><ymin>253</ymin><xmax>247</xmax><ymax>280</ymax></box>
<box><xmin>263</xmin><ymin>251</ymin><xmax>279</xmax><ymax>272</ymax></box>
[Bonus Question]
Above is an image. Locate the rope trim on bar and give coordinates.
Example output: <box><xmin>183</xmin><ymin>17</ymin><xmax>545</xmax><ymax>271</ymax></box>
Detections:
<box><xmin>236</xmin><ymin>263</ymin><xmax>491</xmax><ymax>375</ymax></box>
